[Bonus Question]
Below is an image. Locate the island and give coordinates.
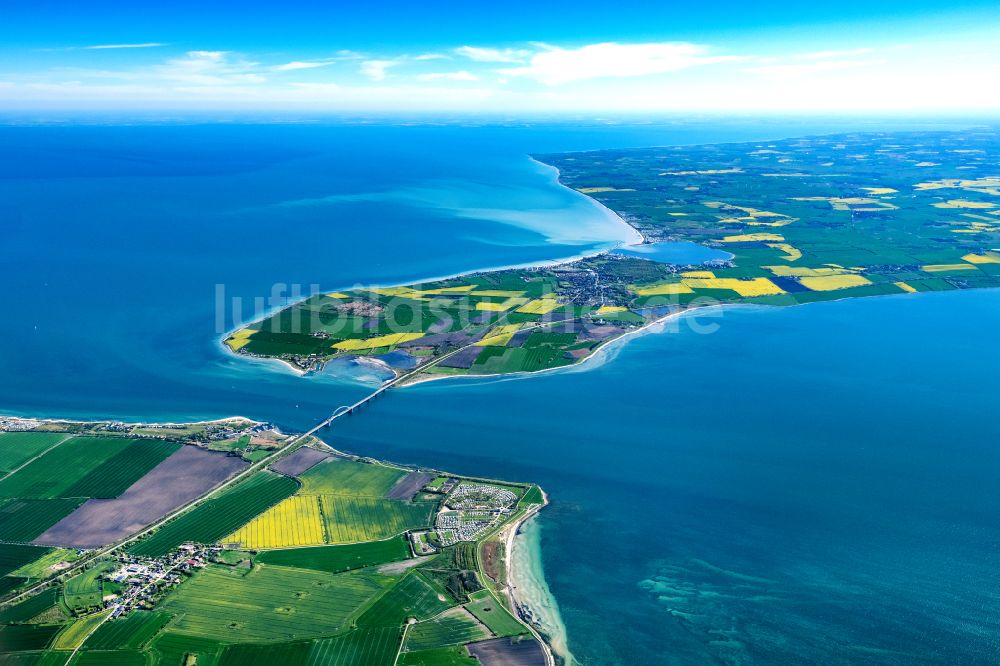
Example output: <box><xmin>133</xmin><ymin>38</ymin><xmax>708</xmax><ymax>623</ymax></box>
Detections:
<box><xmin>224</xmin><ymin>130</ymin><xmax>1000</xmax><ymax>382</ymax></box>
<box><xmin>0</xmin><ymin>416</ymin><xmax>552</xmax><ymax>666</ymax></box>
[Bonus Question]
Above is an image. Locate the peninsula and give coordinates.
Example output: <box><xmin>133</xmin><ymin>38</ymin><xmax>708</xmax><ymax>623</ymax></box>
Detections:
<box><xmin>224</xmin><ymin>130</ymin><xmax>1000</xmax><ymax>381</ymax></box>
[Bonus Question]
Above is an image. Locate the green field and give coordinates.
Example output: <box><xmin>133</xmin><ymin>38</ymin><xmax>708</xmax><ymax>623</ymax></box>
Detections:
<box><xmin>464</xmin><ymin>592</ymin><xmax>527</xmax><ymax>637</ymax></box>
<box><xmin>150</xmin><ymin>632</ymin><xmax>223</xmax><ymax>666</ymax></box>
<box><xmin>72</xmin><ymin>650</ymin><xmax>147</xmax><ymax>666</ymax></box>
<box><xmin>298</xmin><ymin>459</ymin><xmax>407</xmax><ymax>496</ymax></box>
<box><xmin>305</xmin><ymin>627</ymin><xmax>404</xmax><ymax>666</ymax></box>
<box><xmin>129</xmin><ymin>471</ymin><xmax>298</xmax><ymax>557</ymax></box>
<box><xmin>0</xmin><ymin>622</ymin><xmax>63</xmax><ymax>651</ymax></box>
<box><xmin>0</xmin><ymin>437</ymin><xmax>135</xmax><ymax>499</ymax></box>
<box><xmin>0</xmin><ymin>588</ymin><xmax>58</xmax><ymax>625</ymax></box>
<box><xmin>357</xmin><ymin>572</ymin><xmax>453</xmax><ymax>628</ymax></box>
<box><xmin>320</xmin><ymin>496</ymin><xmax>435</xmax><ymax>544</ymax></box>
<box><xmin>0</xmin><ymin>433</ymin><xmax>69</xmax><ymax>476</ymax></box>
<box><xmin>399</xmin><ymin>646</ymin><xmax>479</xmax><ymax>666</ymax></box>
<box><xmin>159</xmin><ymin>564</ymin><xmax>383</xmax><ymax>642</ymax></box>
<box><xmin>255</xmin><ymin>537</ymin><xmax>411</xmax><ymax>573</ymax></box>
<box><xmin>0</xmin><ymin>499</ymin><xmax>85</xmax><ymax>543</ymax></box>
<box><xmin>0</xmin><ymin>544</ymin><xmax>52</xmax><ymax>578</ymax></box>
<box><xmin>82</xmin><ymin>611</ymin><xmax>171</xmax><ymax>650</ymax></box>
<box><xmin>63</xmin><ymin>562</ymin><xmax>115</xmax><ymax>613</ymax></box>
<box><xmin>62</xmin><ymin>439</ymin><xmax>180</xmax><ymax>499</ymax></box>
<box><xmin>404</xmin><ymin>609</ymin><xmax>491</xmax><ymax>651</ymax></box>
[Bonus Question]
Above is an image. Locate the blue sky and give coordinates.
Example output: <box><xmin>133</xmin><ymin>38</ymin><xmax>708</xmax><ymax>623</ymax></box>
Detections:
<box><xmin>2</xmin><ymin>1</ymin><xmax>999</xmax><ymax>113</ymax></box>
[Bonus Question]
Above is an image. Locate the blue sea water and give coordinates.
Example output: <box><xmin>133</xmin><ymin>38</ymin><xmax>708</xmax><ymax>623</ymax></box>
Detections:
<box><xmin>3</xmin><ymin>118</ymin><xmax>998</xmax><ymax>664</ymax></box>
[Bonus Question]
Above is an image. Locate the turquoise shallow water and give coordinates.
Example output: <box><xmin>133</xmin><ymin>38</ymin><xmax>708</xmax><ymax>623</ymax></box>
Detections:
<box><xmin>4</xmin><ymin>119</ymin><xmax>998</xmax><ymax>664</ymax></box>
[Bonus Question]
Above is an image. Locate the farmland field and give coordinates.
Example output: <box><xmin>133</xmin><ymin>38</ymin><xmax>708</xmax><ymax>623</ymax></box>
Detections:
<box><xmin>254</xmin><ymin>537</ymin><xmax>411</xmax><ymax>573</ymax></box>
<box><xmin>0</xmin><ymin>498</ymin><xmax>84</xmax><ymax>542</ymax></box>
<box><xmin>52</xmin><ymin>610</ymin><xmax>110</xmax><ymax>650</ymax></box>
<box><xmin>0</xmin><ymin>622</ymin><xmax>62</xmax><ymax>651</ymax></box>
<box><xmin>404</xmin><ymin>608</ymin><xmax>491</xmax><ymax>651</ymax></box>
<box><xmin>61</xmin><ymin>439</ymin><xmax>180</xmax><ymax>499</ymax></box>
<box><xmin>150</xmin><ymin>632</ymin><xmax>223</xmax><ymax>666</ymax></box>
<box><xmin>81</xmin><ymin>610</ymin><xmax>171</xmax><ymax>650</ymax></box>
<box><xmin>128</xmin><ymin>471</ymin><xmax>297</xmax><ymax>557</ymax></box>
<box><xmin>399</xmin><ymin>646</ymin><xmax>479</xmax><ymax>665</ymax></box>
<box><xmin>64</xmin><ymin>562</ymin><xmax>115</xmax><ymax>612</ymax></box>
<box><xmin>464</xmin><ymin>592</ymin><xmax>528</xmax><ymax>637</ymax></box>
<box><xmin>223</xmin><ymin>495</ymin><xmax>325</xmax><ymax>549</ymax></box>
<box><xmin>320</xmin><ymin>496</ymin><xmax>435</xmax><ymax>544</ymax></box>
<box><xmin>298</xmin><ymin>458</ymin><xmax>408</xmax><ymax>496</ymax></box>
<box><xmin>72</xmin><ymin>650</ymin><xmax>147</xmax><ymax>666</ymax></box>
<box><xmin>305</xmin><ymin>627</ymin><xmax>404</xmax><ymax>666</ymax></box>
<box><xmin>0</xmin><ymin>437</ymin><xmax>135</xmax><ymax>499</ymax></box>
<box><xmin>357</xmin><ymin>572</ymin><xmax>452</xmax><ymax>628</ymax></box>
<box><xmin>159</xmin><ymin>564</ymin><xmax>383</xmax><ymax>642</ymax></box>
<box><xmin>0</xmin><ymin>588</ymin><xmax>58</xmax><ymax>624</ymax></box>
<box><xmin>0</xmin><ymin>544</ymin><xmax>51</xmax><ymax>578</ymax></box>
<box><xmin>0</xmin><ymin>433</ymin><xmax>69</xmax><ymax>476</ymax></box>
<box><xmin>226</xmin><ymin>494</ymin><xmax>434</xmax><ymax>549</ymax></box>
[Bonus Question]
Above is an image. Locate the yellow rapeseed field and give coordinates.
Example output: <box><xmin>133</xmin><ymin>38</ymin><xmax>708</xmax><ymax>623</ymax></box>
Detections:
<box><xmin>799</xmin><ymin>274</ymin><xmax>873</xmax><ymax>291</ymax></box>
<box><xmin>476</xmin><ymin>325</ymin><xmax>522</xmax><ymax>347</ymax></box>
<box><xmin>680</xmin><ymin>277</ymin><xmax>786</xmax><ymax>297</ymax></box>
<box><xmin>720</xmin><ymin>233</ymin><xmax>785</xmax><ymax>243</ymax></box>
<box><xmin>921</xmin><ymin>263</ymin><xmax>978</xmax><ymax>272</ymax></box>
<box><xmin>633</xmin><ymin>282</ymin><xmax>694</xmax><ymax>296</ymax></box>
<box><xmin>765</xmin><ymin>265</ymin><xmax>854</xmax><ymax>277</ymax></box>
<box><xmin>516</xmin><ymin>298</ymin><xmax>562</xmax><ymax>315</ymax></box>
<box><xmin>224</xmin><ymin>328</ymin><xmax>255</xmax><ymax>351</ymax></box>
<box><xmin>333</xmin><ymin>332</ymin><xmax>424</xmax><ymax>351</ymax></box>
<box><xmin>595</xmin><ymin>305</ymin><xmax>627</xmax><ymax>314</ymax></box>
<box><xmin>680</xmin><ymin>270</ymin><xmax>715</xmax><ymax>278</ymax></box>
<box><xmin>895</xmin><ymin>282</ymin><xmax>918</xmax><ymax>293</ymax></box>
<box><xmin>962</xmin><ymin>252</ymin><xmax>1000</xmax><ymax>264</ymax></box>
<box><xmin>325</xmin><ymin>292</ymin><xmax>349</xmax><ymax>298</ymax></box>
<box><xmin>224</xmin><ymin>496</ymin><xmax>325</xmax><ymax>549</ymax></box>
<box><xmin>766</xmin><ymin>243</ymin><xmax>803</xmax><ymax>261</ymax></box>
<box><xmin>932</xmin><ymin>199</ymin><xmax>997</xmax><ymax>209</ymax></box>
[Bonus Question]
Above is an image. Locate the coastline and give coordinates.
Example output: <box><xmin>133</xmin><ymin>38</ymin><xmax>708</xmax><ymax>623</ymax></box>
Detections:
<box><xmin>506</xmin><ymin>491</ymin><xmax>573</xmax><ymax>666</ymax></box>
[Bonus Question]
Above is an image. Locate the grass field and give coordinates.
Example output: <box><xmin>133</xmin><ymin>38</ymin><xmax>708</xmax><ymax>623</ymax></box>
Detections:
<box><xmin>464</xmin><ymin>592</ymin><xmax>527</xmax><ymax>637</ymax></box>
<box><xmin>0</xmin><ymin>588</ymin><xmax>58</xmax><ymax>624</ymax></box>
<box><xmin>0</xmin><ymin>498</ymin><xmax>84</xmax><ymax>542</ymax></box>
<box><xmin>298</xmin><ymin>459</ymin><xmax>407</xmax><ymax>496</ymax></box>
<box><xmin>150</xmin><ymin>632</ymin><xmax>223</xmax><ymax>666</ymax></box>
<box><xmin>404</xmin><ymin>608</ymin><xmax>491</xmax><ymax>651</ymax></box>
<box><xmin>81</xmin><ymin>610</ymin><xmax>171</xmax><ymax>650</ymax></box>
<box><xmin>52</xmin><ymin>610</ymin><xmax>110</xmax><ymax>650</ymax></box>
<box><xmin>0</xmin><ymin>543</ymin><xmax>52</xmax><ymax>578</ymax></box>
<box><xmin>129</xmin><ymin>471</ymin><xmax>298</xmax><ymax>557</ymax></box>
<box><xmin>254</xmin><ymin>537</ymin><xmax>411</xmax><ymax>574</ymax></box>
<box><xmin>159</xmin><ymin>565</ymin><xmax>383</xmax><ymax>642</ymax></box>
<box><xmin>399</xmin><ymin>646</ymin><xmax>479</xmax><ymax>665</ymax></box>
<box><xmin>357</xmin><ymin>572</ymin><xmax>453</xmax><ymax>628</ymax></box>
<box><xmin>64</xmin><ymin>562</ymin><xmax>115</xmax><ymax>612</ymax></box>
<box><xmin>0</xmin><ymin>433</ymin><xmax>69</xmax><ymax>476</ymax></box>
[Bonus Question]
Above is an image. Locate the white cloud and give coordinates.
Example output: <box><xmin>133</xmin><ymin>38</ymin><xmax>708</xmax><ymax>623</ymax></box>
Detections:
<box><xmin>454</xmin><ymin>46</ymin><xmax>530</xmax><ymax>63</ymax></box>
<box><xmin>156</xmin><ymin>51</ymin><xmax>265</xmax><ymax>85</ymax></box>
<box><xmin>500</xmin><ymin>42</ymin><xmax>741</xmax><ymax>84</ymax></box>
<box><xmin>798</xmin><ymin>48</ymin><xmax>874</xmax><ymax>60</ymax></box>
<box><xmin>83</xmin><ymin>43</ymin><xmax>166</xmax><ymax>50</ymax></box>
<box><xmin>274</xmin><ymin>60</ymin><xmax>335</xmax><ymax>71</ymax></box>
<box><xmin>416</xmin><ymin>70</ymin><xmax>478</xmax><ymax>81</ymax></box>
<box><xmin>413</xmin><ymin>53</ymin><xmax>449</xmax><ymax>61</ymax></box>
<box><xmin>360</xmin><ymin>59</ymin><xmax>398</xmax><ymax>81</ymax></box>
<box><xmin>747</xmin><ymin>58</ymin><xmax>886</xmax><ymax>79</ymax></box>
